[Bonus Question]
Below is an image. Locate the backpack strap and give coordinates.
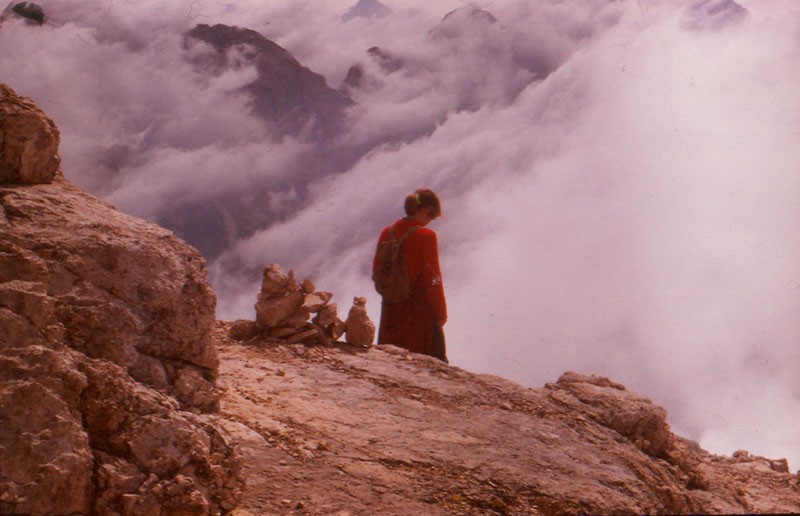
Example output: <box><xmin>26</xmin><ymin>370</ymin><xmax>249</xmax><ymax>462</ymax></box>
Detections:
<box><xmin>394</xmin><ymin>224</ymin><xmax>420</xmax><ymax>243</ymax></box>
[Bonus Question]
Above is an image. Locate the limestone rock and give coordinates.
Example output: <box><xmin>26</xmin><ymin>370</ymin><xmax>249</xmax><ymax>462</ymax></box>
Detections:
<box><xmin>0</xmin><ymin>87</ymin><xmax>217</xmax><ymax>403</ymax></box>
<box><xmin>313</xmin><ymin>303</ymin><xmax>346</xmax><ymax>341</ymax></box>
<box><xmin>300</xmin><ymin>278</ymin><xmax>315</xmax><ymax>293</ymax></box>
<box><xmin>0</xmin><ymin>84</ymin><xmax>60</xmax><ymax>184</ymax></box>
<box><xmin>0</xmin><ymin>83</ymin><xmax>242</xmax><ymax>514</ymax></box>
<box><xmin>253</xmin><ymin>264</ymin><xmax>349</xmax><ymax>345</ymax></box>
<box><xmin>1</xmin><ymin>178</ymin><xmax>219</xmax><ymax>410</ymax></box>
<box><xmin>303</xmin><ymin>291</ymin><xmax>333</xmax><ymax>312</ymax></box>
<box><xmin>255</xmin><ymin>289</ymin><xmax>304</xmax><ymax>329</ymax></box>
<box><xmin>228</xmin><ymin>319</ymin><xmax>259</xmax><ymax>341</ymax></box>
<box><xmin>0</xmin><ymin>346</ymin><xmax>93</xmax><ymax>515</ymax></box>
<box><xmin>345</xmin><ymin>296</ymin><xmax>375</xmax><ymax>347</ymax></box>
<box><xmin>551</xmin><ymin>372</ymin><xmax>671</xmax><ymax>457</ymax></box>
<box><xmin>215</xmin><ymin>330</ymin><xmax>800</xmax><ymax>515</ymax></box>
<box><xmin>1</xmin><ymin>345</ymin><xmax>243</xmax><ymax>515</ymax></box>
<box><xmin>259</xmin><ymin>263</ymin><xmax>291</xmax><ymax>299</ymax></box>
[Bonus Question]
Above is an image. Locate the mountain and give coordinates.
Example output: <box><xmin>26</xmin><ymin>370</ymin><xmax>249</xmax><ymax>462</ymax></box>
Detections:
<box><xmin>2</xmin><ymin>84</ymin><xmax>798</xmax><ymax>514</ymax></box>
<box><xmin>342</xmin><ymin>0</ymin><xmax>392</xmax><ymax>23</ymax></box>
<box><xmin>173</xmin><ymin>10</ymin><xmax>556</xmax><ymax>262</ymax></box>
<box><xmin>682</xmin><ymin>0</ymin><xmax>749</xmax><ymax>31</ymax></box>
<box><xmin>0</xmin><ymin>2</ymin><xmax>45</xmax><ymax>26</ymax></box>
<box><xmin>185</xmin><ymin>23</ymin><xmax>353</xmax><ymax>141</ymax></box>
<box><xmin>152</xmin><ymin>23</ymin><xmax>359</xmax><ymax>261</ymax></box>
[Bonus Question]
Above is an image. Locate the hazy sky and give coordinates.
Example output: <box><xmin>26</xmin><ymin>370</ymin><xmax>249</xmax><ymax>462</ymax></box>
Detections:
<box><xmin>2</xmin><ymin>0</ymin><xmax>799</xmax><ymax>469</ymax></box>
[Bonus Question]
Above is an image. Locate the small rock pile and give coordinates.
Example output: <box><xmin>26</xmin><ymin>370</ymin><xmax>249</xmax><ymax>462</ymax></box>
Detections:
<box><xmin>253</xmin><ymin>264</ymin><xmax>375</xmax><ymax>347</ymax></box>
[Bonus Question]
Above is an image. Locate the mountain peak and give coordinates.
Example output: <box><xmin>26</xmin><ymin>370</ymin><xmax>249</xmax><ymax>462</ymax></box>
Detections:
<box><xmin>185</xmin><ymin>23</ymin><xmax>353</xmax><ymax>140</ymax></box>
<box><xmin>342</xmin><ymin>0</ymin><xmax>392</xmax><ymax>23</ymax></box>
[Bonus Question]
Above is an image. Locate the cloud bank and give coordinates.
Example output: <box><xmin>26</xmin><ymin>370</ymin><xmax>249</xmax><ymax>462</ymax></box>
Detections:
<box><xmin>2</xmin><ymin>0</ymin><xmax>799</xmax><ymax>468</ymax></box>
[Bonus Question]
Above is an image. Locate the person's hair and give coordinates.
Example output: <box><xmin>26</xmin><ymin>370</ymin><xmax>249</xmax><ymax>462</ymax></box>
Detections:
<box><xmin>404</xmin><ymin>188</ymin><xmax>441</xmax><ymax>218</ymax></box>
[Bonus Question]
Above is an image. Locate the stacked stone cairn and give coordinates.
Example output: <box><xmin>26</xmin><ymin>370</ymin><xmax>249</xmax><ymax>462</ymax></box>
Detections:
<box><xmin>254</xmin><ymin>264</ymin><xmax>376</xmax><ymax>347</ymax></box>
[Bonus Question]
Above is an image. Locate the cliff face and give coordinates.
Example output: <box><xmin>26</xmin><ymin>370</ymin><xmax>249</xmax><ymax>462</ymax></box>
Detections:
<box><xmin>1</xmin><ymin>83</ymin><xmax>798</xmax><ymax>515</ymax></box>
<box><xmin>0</xmin><ymin>84</ymin><xmax>243</xmax><ymax>514</ymax></box>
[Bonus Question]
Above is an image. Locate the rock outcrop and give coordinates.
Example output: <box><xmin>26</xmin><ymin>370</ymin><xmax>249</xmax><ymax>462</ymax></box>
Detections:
<box><xmin>344</xmin><ymin>295</ymin><xmax>375</xmax><ymax>346</ymax></box>
<box><xmin>215</xmin><ymin>261</ymin><xmax>798</xmax><ymax>514</ymax></box>
<box><xmin>0</xmin><ymin>2</ymin><xmax>45</xmax><ymax>26</ymax></box>
<box><xmin>216</xmin><ymin>332</ymin><xmax>800</xmax><ymax>515</ymax></box>
<box><xmin>1</xmin><ymin>165</ymin><xmax>219</xmax><ymax>411</ymax></box>
<box><xmin>0</xmin><ymin>84</ymin><xmax>60</xmax><ymax>184</ymax></box>
<box><xmin>0</xmin><ymin>84</ymin><xmax>242</xmax><ymax>514</ymax></box>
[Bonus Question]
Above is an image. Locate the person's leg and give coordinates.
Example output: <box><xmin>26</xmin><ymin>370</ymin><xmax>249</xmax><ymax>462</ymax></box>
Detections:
<box><xmin>431</xmin><ymin>325</ymin><xmax>448</xmax><ymax>363</ymax></box>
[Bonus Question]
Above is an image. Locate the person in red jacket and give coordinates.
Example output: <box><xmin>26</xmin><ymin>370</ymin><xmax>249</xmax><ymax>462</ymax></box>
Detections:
<box><xmin>373</xmin><ymin>189</ymin><xmax>448</xmax><ymax>362</ymax></box>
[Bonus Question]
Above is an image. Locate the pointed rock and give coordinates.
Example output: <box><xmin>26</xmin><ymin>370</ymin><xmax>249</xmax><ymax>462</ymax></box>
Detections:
<box><xmin>0</xmin><ymin>84</ymin><xmax>60</xmax><ymax>184</ymax></box>
<box><xmin>345</xmin><ymin>296</ymin><xmax>375</xmax><ymax>347</ymax></box>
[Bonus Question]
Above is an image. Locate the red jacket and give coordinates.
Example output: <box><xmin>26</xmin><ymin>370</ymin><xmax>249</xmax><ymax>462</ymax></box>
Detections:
<box><xmin>373</xmin><ymin>218</ymin><xmax>447</xmax><ymax>355</ymax></box>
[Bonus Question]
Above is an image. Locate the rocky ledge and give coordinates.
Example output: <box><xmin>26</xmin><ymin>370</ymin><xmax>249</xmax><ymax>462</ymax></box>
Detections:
<box><xmin>216</xmin><ymin>326</ymin><xmax>800</xmax><ymax>515</ymax></box>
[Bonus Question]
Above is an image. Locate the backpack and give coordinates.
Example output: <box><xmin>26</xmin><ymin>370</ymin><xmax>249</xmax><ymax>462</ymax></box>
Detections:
<box><xmin>372</xmin><ymin>224</ymin><xmax>420</xmax><ymax>302</ymax></box>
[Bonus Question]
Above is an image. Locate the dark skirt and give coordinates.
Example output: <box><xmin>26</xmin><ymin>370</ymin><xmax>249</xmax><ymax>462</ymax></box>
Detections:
<box><xmin>378</xmin><ymin>291</ymin><xmax>447</xmax><ymax>362</ymax></box>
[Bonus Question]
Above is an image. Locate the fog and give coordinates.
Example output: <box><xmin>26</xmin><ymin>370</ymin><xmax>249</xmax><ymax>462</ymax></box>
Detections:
<box><xmin>2</xmin><ymin>0</ymin><xmax>799</xmax><ymax>468</ymax></box>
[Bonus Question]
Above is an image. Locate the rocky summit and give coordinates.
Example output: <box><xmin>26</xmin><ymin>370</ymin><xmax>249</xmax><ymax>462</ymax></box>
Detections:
<box><xmin>1</xmin><ymin>84</ymin><xmax>799</xmax><ymax>515</ymax></box>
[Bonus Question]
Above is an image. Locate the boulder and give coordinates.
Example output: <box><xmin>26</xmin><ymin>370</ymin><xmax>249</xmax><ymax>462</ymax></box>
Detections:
<box><xmin>0</xmin><ymin>345</ymin><xmax>243</xmax><ymax>514</ymax></box>
<box><xmin>0</xmin><ymin>84</ymin><xmax>60</xmax><ymax>184</ymax></box>
<box><xmin>1</xmin><ymin>178</ymin><xmax>219</xmax><ymax>409</ymax></box>
<box><xmin>550</xmin><ymin>372</ymin><xmax>671</xmax><ymax>457</ymax></box>
<box><xmin>255</xmin><ymin>289</ymin><xmax>305</xmax><ymax>329</ymax></box>
<box><xmin>345</xmin><ymin>296</ymin><xmax>375</xmax><ymax>347</ymax></box>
